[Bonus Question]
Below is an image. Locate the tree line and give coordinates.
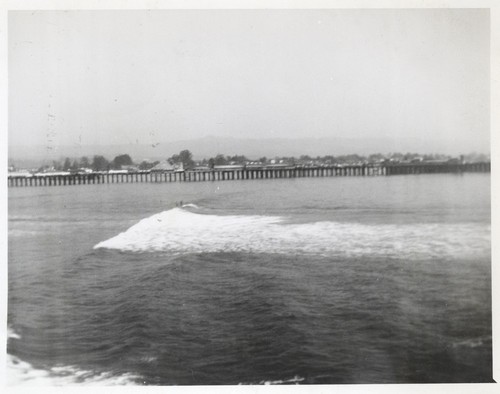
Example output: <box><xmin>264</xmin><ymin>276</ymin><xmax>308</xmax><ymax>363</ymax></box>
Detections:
<box><xmin>40</xmin><ymin>150</ymin><xmax>196</xmax><ymax>172</ymax></box>
<box><xmin>41</xmin><ymin>154</ymin><xmax>155</xmax><ymax>172</ymax></box>
<box><xmin>33</xmin><ymin>150</ymin><xmax>489</xmax><ymax>173</ymax></box>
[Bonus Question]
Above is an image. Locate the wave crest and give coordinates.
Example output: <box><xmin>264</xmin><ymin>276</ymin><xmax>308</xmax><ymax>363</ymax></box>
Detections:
<box><xmin>94</xmin><ymin>208</ymin><xmax>490</xmax><ymax>259</ymax></box>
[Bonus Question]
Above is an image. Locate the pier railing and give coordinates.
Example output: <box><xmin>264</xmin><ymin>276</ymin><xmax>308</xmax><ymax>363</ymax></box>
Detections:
<box><xmin>7</xmin><ymin>162</ymin><xmax>491</xmax><ymax>187</ymax></box>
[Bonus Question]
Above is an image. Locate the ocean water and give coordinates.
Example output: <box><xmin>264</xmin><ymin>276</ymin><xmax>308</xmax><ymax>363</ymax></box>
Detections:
<box><xmin>7</xmin><ymin>174</ymin><xmax>492</xmax><ymax>385</ymax></box>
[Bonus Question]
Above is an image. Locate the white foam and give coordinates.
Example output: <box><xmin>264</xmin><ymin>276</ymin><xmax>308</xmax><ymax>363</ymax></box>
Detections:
<box><xmin>94</xmin><ymin>208</ymin><xmax>490</xmax><ymax>260</ymax></box>
<box><xmin>181</xmin><ymin>203</ymin><xmax>199</xmax><ymax>209</ymax></box>
<box><xmin>6</xmin><ymin>355</ymin><xmax>141</xmax><ymax>386</ymax></box>
<box><xmin>7</xmin><ymin>327</ymin><xmax>21</xmax><ymax>340</ymax></box>
<box><xmin>239</xmin><ymin>375</ymin><xmax>305</xmax><ymax>385</ymax></box>
<box><xmin>452</xmin><ymin>335</ymin><xmax>492</xmax><ymax>349</ymax></box>
<box><xmin>9</xmin><ymin>229</ymin><xmax>39</xmax><ymax>237</ymax></box>
<box><xmin>261</xmin><ymin>375</ymin><xmax>305</xmax><ymax>385</ymax></box>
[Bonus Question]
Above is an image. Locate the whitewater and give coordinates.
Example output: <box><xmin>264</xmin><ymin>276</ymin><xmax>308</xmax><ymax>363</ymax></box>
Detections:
<box><xmin>94</xmin><ymin>207</ymin><xmax>489</xmax><ymax>260</ymax></box>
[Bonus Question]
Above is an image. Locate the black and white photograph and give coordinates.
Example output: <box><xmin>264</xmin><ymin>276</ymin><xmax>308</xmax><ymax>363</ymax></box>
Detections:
<box><xmin>3</xmin><ymin>1</ymin><xmax>496</xmax><ymax>389</ymax></box>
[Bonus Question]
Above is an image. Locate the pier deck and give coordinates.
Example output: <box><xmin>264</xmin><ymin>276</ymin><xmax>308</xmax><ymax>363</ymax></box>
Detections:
<box><xmin>7</xmin><ymin>162</ymin><xmax>491</xmax><ymax>187</ymax></box>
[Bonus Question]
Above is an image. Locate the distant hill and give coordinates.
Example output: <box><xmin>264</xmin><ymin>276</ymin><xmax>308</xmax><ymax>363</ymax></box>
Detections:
<box><xmin>8</xmin><ymin>135</ymin><xmax>489</xmax><ymax>168</ymax></box>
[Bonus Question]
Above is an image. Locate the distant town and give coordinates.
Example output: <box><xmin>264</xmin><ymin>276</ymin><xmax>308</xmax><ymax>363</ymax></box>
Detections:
<box><xmin>8</xmin><ymin>150</ymin><xmax>490</xmax><ymax>177</ymax></box>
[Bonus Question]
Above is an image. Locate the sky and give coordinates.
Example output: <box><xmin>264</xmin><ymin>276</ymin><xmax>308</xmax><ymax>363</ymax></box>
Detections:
<box><xmin>8</xmin><ymin>9</ymin><xmax>490</xmax><ymax>155</ymax></box>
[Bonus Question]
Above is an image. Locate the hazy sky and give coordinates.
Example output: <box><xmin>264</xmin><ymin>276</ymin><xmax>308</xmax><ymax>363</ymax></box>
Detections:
<box><xmin>8</xmin><ymin>9</ymin><xmax>490</xmax><ymax>153</ymax></box>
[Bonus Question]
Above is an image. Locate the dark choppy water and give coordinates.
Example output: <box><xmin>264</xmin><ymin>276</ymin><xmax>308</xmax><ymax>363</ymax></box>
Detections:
<box><xmin>7</xmin><ymin>174</ymin><xmax>492</xmax><ymax>385</ymax></box>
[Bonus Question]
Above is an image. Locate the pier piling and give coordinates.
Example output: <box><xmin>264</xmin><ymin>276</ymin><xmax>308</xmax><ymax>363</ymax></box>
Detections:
<box><xmin>8</xmin><ymin>162</ymin><xmax>490</xmax><ymax>187</ymax></box>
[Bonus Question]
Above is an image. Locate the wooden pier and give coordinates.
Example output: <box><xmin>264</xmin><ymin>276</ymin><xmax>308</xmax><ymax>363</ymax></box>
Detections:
<box><xmin>7</xmin><ymin>162</ymin><xmax>491</xmax><ymax>187</ymax></box>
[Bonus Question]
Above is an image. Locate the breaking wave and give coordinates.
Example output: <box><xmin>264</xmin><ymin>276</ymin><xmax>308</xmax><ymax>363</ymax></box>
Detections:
<box><xmin>6</xmin><ymin>355</ymin><xmax>141</xmax><ymax>386</ymax></box>
<box><xmin>94</xmin><ymin>208</ymin><xmax>490</xmax><ymax>259</ymax></box>
<box><xmin>8</xmin><ymin>326</ymin><xmax>21</xmax><ymax>340</ymax></box>
<box><xmin>7</xmin><ymin>327</ymin><xmax>141</xmax><ymax>386</ymax></box>
<box><xmin>239</xmin><ymin>375</ymin><xmax>305</xmax><ymax>385</ymax></box>
<box><xmin>452</xmin><ymin>335</ymin><xmax>492</xmax><ymax>349</ymax></box>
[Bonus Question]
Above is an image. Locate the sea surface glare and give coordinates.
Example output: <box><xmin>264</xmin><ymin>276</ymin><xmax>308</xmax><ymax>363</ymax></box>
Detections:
<box><xmin>7</xmin><ymin>174</ymin><xmax>492</xmax><ymax>385</ymax></box>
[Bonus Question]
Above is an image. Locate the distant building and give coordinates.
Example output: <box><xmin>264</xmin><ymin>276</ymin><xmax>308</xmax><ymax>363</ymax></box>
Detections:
<box><xmin>107</xmin><ymin>169</ymin><xmax>128</xmax><ymax>174</ymax></box>
<box><xmin>266</xmin><ymin>163</ymin><xmax>291</xmax><ymax>169</ymax></box>
<box><xmin>8</xmin><ymin>170</ymin><xmax>33</xmax><ymax>177</ymax></box>
<box><xmin>214</xmin><ymin>164</ymin><xmax>245</xmax><ymax>170</ymax></box>
<box><xmin>121</xmin><ymin>165</ymin><xmax>138</xmax><ymax>172</ymax></box>
<box><xmin>174</xmin><ymin>162</ymin><xmax>185</xmax><ymax>172</ymax></box>
<box><xmin>151</xmin><ymin>160</ymin><xmax>175</xmax><ymax>172</ymax></box>
<box><xmin>151</xmin><ymin>161</ymin><xmax>184</xmax><ymax>172</ymax></box>
<box><xmin>78</xmin><ymin>167</ymin><xmax>94</xmax><ymax>173</ymax></box>
<box><xmin>193</xmin><ymin>165</ymin><xmax>210</xmax><ymax>171</ymax></box>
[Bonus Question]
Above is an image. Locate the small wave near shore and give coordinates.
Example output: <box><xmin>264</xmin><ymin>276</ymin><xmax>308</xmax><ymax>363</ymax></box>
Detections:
<box><xmin>6</xmin><ymin>327</ymin><xmax>141</xmax><ymax>386</ymax></box>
